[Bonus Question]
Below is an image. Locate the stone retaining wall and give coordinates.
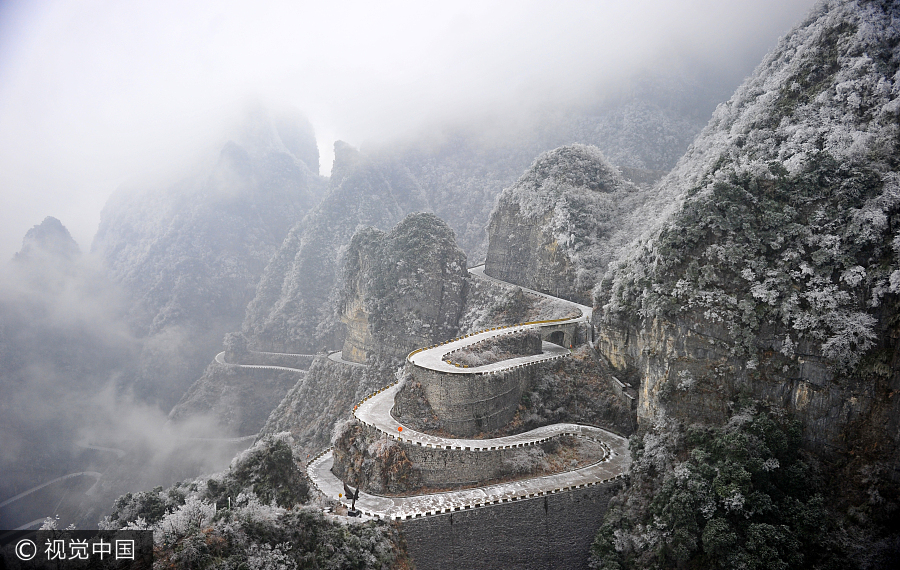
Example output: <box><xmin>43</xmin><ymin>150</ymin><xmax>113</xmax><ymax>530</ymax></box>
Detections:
<box><xmin>401</xmin><ymin>481</ymin><xmax>622</xmax><ymax>570</ymax></box>
<box><xmin>401</xmin><ymin>363</ymin><xmax>539</xmax><ymax>436</ymax></box>
<box><xmin>610</xmin><ymin>376</ymin><xmax>637</xmax><ymax>410</ymax></box>
<box><xmin>333</xmin><ymin>423</ymin><xmax>604</xmax><ymax>493</ymax></box>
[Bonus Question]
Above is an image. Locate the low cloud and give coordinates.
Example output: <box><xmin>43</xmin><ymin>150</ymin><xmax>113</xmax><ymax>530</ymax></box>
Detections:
<box><xmin>0</xmin><ymin>249</ymin><xmax>240</xmax><ymax>528</ymax></box>
<box><xmin>0</xmin><ymin>0</ymin><xmax>816</xmax><ymax>259</ymax></box>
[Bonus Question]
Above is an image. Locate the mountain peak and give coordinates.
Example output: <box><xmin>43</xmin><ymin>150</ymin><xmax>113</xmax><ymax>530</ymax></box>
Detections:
<box><xmin>14</xmin><ymin>216</ymin><xmax>80</xmax><ymax>262</ymax></box>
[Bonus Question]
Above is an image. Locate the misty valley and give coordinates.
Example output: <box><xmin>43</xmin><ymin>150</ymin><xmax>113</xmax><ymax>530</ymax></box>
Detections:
<box><xmin>2</xmin><ymin>1</ymin><xmax>900</xmax><ymax>568</ymax></box>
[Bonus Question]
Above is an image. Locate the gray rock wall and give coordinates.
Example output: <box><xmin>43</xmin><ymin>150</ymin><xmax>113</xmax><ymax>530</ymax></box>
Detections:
<box><xmin>332</xmin><ymin>423</ymin><xmax>562</xmax><ymax>493</ymax></box>
<box><xmin>337</xmin><ymin>213</ymin><xmax>469</xmax><ymax>363</ymax></box>
<box><xmin>169</xmin><ymin>359</ymin><xmax>301</xmax><ymax>435</ymax></box>
<box><xmin>597</xmin><ymin>314</ymin><xmax>899</xmax><ymax>456</ymax></box>
<box><xmin>400</xmin><ymin>363</ymin><xmax>539</xmax><ymax>437</ymax></box>
<box><xmin>259</xmin><ymin>355</ymin><xmax>388</xmax><ymax>457</ymax></box>
<box><xmin>240</xmin><ymin>352</ymin><xmax>315</xmax><ymax>368</ymax></box>
<box><xmin>484</xmin><ymin>145</ymin><xmax>637</xmax><ymax>306</ymax></box>
<box><xmin>400</xmin><ymin>482</ymin><xmax>622</xmax><ymax>570</ymax></box>
<box><xmin>485</xmin><ymin>205</ymin><xmax>578</xmax><ymax>301</ymax></box>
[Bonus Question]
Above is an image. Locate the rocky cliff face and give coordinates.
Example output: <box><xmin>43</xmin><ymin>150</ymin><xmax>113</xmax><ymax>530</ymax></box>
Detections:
<box><xmin>339</xmin><ymin>213</ymin><xmax>468</xmax><ymax>362</ymax></box>
<box><xmin>598</xmin><ymin>0</ymin><xmax>900</xmax><ymax>462</ymax></box>
<box><xmin>167</xmin><ymin>359</ymin><xmax>302</xmax><ymax>436</ymax></box>
<box><xmin>91</xmin><ymin>109</ymin><xmax>324</xmax><ymax>406</ymax></box>
<box><xmin>255</xmin><ymin>214</ymin><xmax>468</xmax><ymax>455</ymax></box>
<box><xmin>240</xmin><ymin>142</ymin><xmax>430</xmax><ymax>353</ymax></box>
<box><xmin>257</xmin><ymin>356</ymin><xmax>392</xmax><ymax>458</ymax></box>
<box><xmin>485</xmin><ymin>145</ymin><xmax>640</xmax><ymax>304</ymax></box>
<box><xmin>587</xmin><ymin>3</ymin><xmax>900</xmax><ymax>567</ymax></box>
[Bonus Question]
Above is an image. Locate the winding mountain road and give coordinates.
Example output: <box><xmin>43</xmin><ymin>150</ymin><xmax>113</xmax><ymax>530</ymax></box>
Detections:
<box><xmin>0</xmin><ymin>472</ymin><xmax>102</xmax><ymax>509</ymax></box>
<box><xmin>305</xmin><ymin>264</ymin><xmax>631</xmax><ymax>520</ymax></box>
<box><xmin>215</xmin><ymin>350</ymin><xmax>312</xmax><ymax>374</ymax></box>
<box><xmin>327</xmin><ymin>350</ymin><xmax>369</xmax><ymax>368</ymax></box>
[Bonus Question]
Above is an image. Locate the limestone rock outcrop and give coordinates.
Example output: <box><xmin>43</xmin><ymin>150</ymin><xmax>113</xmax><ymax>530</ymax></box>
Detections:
<box><xmin>339</xmin><ymin>213</ymin><xmax>468</xmax><ymax>362</ymax></box>
<box><xmin>13</xmin><ymin>216</ymin><xmax>81</xmax><ymax>264</ymax></box>
<box><xmin>176</xmin><ymin>212</ymin><xmax>466</xmax><ymax>440</ymax></box>
<box><xmin>240</xmin><ymin>142</ymin><xmax>430</xmax><ymax>354</ymax></box>
<box><xmin>484</xmin><ymin>145</ymin><xmax>638</xmax><ymax>305</ymax></box>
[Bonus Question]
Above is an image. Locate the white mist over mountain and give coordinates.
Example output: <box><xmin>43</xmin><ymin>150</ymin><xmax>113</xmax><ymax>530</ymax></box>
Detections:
<box><xmin>0</xmin><ymin>0</ymin><xmax>816</xmax><ymax>261</ymax></box>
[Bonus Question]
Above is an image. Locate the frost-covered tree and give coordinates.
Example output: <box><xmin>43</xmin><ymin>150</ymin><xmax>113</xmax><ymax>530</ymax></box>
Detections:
<box><xmin>101</xmin><ymin>433</ymin><xmax>407</xmax><ymax>567</ymax></box>
<box><xmin>601</xmin><ymin>0</ymin><xmax>900</xmax><ymax>374</ymax></box>
<box><xmin>591</xmin><ymin>408</ymin><xmax>832</xmax><ymax>570</ymax></box>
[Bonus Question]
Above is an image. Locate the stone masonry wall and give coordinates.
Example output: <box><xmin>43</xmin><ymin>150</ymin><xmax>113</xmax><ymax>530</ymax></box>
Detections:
<box><xmin>332</xmin><ymin>422</ymin><xmax>566</xmax><ymax>493</ymax></box>
<box><xmin>400</xmin><ymin>482</ymin><xmax>623</xmax><ymax>570</ymax></box>
<box><xmin>400</xmin><ymin>363</ymin><xmax>538</xmax><ymax>437</ymax></box>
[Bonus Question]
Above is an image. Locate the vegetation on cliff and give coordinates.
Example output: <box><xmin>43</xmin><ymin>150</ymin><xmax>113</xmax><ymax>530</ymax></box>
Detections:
<box><xmin>509</xmin><ymin>346</ymin><xmax>636</xmax><ymax>437</ymax></box>
<box><xmin>101</xmin><ymin>433</ymin><xmax>408</xmax><ymax>569</ymax></box>
<box><xmin>339</xmin><ymin>212</ymin><xmax>468</xmax><ymax>361</ymax></box>
<box><xmin>258</xmin><ymin>355</ymin><xmax>397</xmax><ymax>458</ymax></box>
<box><xmin>591</xmin><ymin>1</ymin><xmax>900</xmax><ymax>567</ymax></box>
<box><xmin>486</xmin><ymin>144</ymin><xmax>642</xmax><ymax>303</ymax></box>
<box><xmin>91</xmin><ymin>108</ymin><xmax>325</xmax><ymax>407</ymax></box>
<box><xmin>601</xmin><ymin>0</ymin><xmax>900</xmax><ymax>374</ymax></box>
<box><xmin>257</xmin><ymin>215</ymin><xmax>466</xmax><ymax>461</ymax></box>
<box><xmin>241</xmin><ymin>141</ymin><xmax>429</xmax><ymax>354</ymax></box>
<box><xmin>590</xmin><ymin>407</ymin><xmax>843</xmax><ymax>570</ymax></box>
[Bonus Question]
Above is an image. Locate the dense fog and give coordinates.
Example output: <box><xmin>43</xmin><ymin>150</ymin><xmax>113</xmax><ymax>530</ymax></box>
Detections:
<box><xmin>0</xmin><ymin>0</ymin><xmax>815</xmax><ymax>259</ymax></box>
<box><xmin>0</xmin><ymin>0</ymin><xmax>823</xmax><ymax>534</ymax></box>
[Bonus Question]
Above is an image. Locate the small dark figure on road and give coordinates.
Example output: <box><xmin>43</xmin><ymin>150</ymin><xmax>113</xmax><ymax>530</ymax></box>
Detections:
<box><xmin>344</xmin><ymin>482</ymin><xmax>360</xmax><ymax>516</ymax></box>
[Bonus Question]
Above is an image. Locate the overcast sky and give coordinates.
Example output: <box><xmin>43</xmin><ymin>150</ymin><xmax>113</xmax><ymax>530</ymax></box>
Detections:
<box><xmin>0</xmin><ymin>0</ymin><xmax>818</xmax><ymax>260</ymax></box>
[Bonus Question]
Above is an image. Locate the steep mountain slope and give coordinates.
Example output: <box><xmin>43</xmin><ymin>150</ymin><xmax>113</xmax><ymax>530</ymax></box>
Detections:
<box><xmin>370</xmin><ymin>68</ymin><xmax>724</xmax><ymax>262</ymax></box>
<box><xmin>13</xmin><ymin>216</ymin><xmax>80</xmax><ymax>263</ymax></box>
<box><xmin>238</xmin><ymin>64</ymin><xmax>732</xmax><ymax>355</ymax></box>
<box><xmin>586</xmin><ymin>4</ymin><xmax>900</xmax><ymax>566</ymax></box>
<box><xmin>257</xmin><ymin>214</ymin><xmax>468</xmax><ymax>456</ymax></box>
<box><xmin>172</xmin><ymin>59</ymin><xmax>744</xmax><ymax>454</ymax></box>
<box><xmin>339</xmin><ymin>212</ymin><xmax>468</xmax><ymax>362</ymax></box>
<box><xmin>168</xmin><ymin>214</ymin><xmax>468</xmax><ymax>436</ymax></box>
<box><xmin>560</xmin><ymin>71</ymin><xmax>719</xmax><ymax>173</ymax></box>
<box><xmin>0</xmin><ymin>218</ymin><xmax>137</xmax><ymax>522</ymax></box>
<box><xmin>92</xmin><ymin>110</ymin><xmax>324</xmax><ymax>407</ymax></box>
<box><xmin>2</xmin><ymin>218</ymin><xmax>134</xmax><ymax>384</ymax></box>
<box><xmin>241</xmin><ymin>141</ymin><xmax>429</xmax><ymax>353</ymax></box>
<box><xmin>599</xmin><ymin>0</ymin><xmax>900</xmax><ymax>451</ymax></box>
